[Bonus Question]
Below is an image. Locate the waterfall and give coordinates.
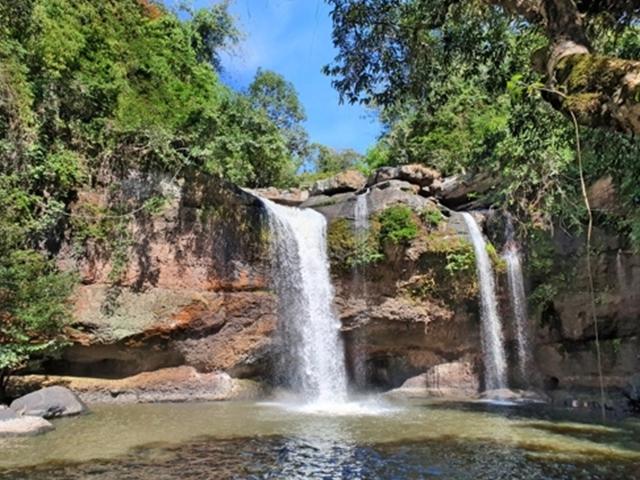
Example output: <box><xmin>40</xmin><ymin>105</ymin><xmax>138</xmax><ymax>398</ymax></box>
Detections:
<box><xmin>503</xmin><ymin>245</ymin><xmax>531</xmax><ymax>382</ymax></box>
<box><xmin>355</xmin><ymin>190</ymin><xmax>370</xmax><ymax>237</ymax></box>
<box><xmin>461</xmin><ymin>212</ymin><xmax>508</xmax><ymax>391</ymax></box>
<box><xmin>260</xmin><ymin>197</ymin><xmax>348</xmax><ymax>404</ymax></box>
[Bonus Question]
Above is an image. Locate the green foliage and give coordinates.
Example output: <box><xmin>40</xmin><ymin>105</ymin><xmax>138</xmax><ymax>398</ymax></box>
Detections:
<box><xmin>183</xmin><ymin>0</ymin><xmax>240</xmax><ymax>71</ymax></box>
<box><xmin>420</xmin><ymin>207</ymin><xmax>444</xmax><ymax>228</ymax></box>
<box><xmin>249</xmin><ymin>68</ymin><xmax>308</xmax><ymax>162</ymax></box>
<box><xmin>0</xmin><ymin>249</ymin><xmax>74</xmax><ymax>390</ymax></box>
<box><xmin>445</xmin><ymin>249</ymin><xmax>475</xmax><ymax>275</ymax></box>
<box><xmin>377</xmin><ymin>205</ymin><xmax>419</xmax><ymax>244</ymax></box>
<box><xmin>328</xmin><ymin>0</ymin><xmax>640</xmax><ymax>244</ymax></box>
<box><xmin>305</xmin><ymin>143</ymin><xmax>364</xmax><ymax>175</ymax></box>
<box><xmin>327</xmin><ymin>218</ymin><xmax>383</xmax><ymax>271</ymax></box>
<box><xmin>485</xmin><ymin>243</ymin><xmax>507</xmax><ymax>273</ymax></box>
<box><xmin>0</xmin><ymin>0</ymin><xmax>300</xmax><ymax>188</ymax></box>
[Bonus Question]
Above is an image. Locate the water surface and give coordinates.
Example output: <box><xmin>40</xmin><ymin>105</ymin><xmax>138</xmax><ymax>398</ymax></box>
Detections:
<box><xmin>1</xmin><ymin>399</ymin><xmax>639</xmax><ymax>479</ymax></box>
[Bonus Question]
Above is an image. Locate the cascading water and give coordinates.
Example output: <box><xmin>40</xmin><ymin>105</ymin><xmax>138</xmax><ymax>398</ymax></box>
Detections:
<box><xmin>354</xmin><ymin>190</ymin><xmax>370</xmax><ymax>238</ymax></box>
<box><xmin>503</xmin><ymin>245</ymin><xmax>531</xmax><ymax>382</ymax></box>
<box><xmin>260</xmin><ymin>197</ymin><xmax>348</xmax><ymax>405</ymax></box>
<box><xmin>461</xmin><ymin>212</ymin><xmax>508</xmax><ymax>391</ymax></box>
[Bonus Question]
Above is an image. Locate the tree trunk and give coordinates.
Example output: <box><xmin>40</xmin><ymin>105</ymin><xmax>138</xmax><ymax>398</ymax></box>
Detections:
<box><xmin>492</xmin><ymin>0</ymin><xmax>640</xmax><ymax>134</ymax></box>
<box><xmin>546</xmin><ymin>49</ymin><xmax>640</xmax><ymax>135</ymax></box>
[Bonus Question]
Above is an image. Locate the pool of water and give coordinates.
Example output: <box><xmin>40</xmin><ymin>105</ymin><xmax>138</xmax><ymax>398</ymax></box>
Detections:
<box><xmin>1</xmin><ymin>397</ymin><xmax>639</xmax><ymax>479</ymax></box>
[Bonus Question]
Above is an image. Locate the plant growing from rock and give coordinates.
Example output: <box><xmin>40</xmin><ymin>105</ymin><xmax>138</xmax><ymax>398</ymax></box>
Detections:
<box><xmin>377</xmin><ymin>205</ymin><xmax>419</xmax><ymax>245</ymax></box>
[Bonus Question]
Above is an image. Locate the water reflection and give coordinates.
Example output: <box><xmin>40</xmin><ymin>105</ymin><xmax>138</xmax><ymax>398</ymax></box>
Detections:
<box><xmin>1</xmin><ymin>399</ymin><xmax>639</xmax><ymax>479</ymax></box>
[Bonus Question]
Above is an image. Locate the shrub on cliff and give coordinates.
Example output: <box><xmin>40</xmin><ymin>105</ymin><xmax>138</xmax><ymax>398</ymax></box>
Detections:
<box><xmin>377</xmin><ymin>205</ymin><xmax>419</xmax><ymax>245</ymax></box>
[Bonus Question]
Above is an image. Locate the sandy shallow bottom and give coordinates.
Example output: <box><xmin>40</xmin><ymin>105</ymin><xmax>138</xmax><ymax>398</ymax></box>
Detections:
<box><xmin>1</xmin><ymin>397</ymin><xmax>639</xmax><ymax>479</ymax></box>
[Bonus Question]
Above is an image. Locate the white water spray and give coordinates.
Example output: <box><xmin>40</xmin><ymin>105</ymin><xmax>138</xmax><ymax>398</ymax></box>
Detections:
<box><xmin>461</xmin><ymin>212</ymin><xmax>508</xmax><ymax>391</ymax></box>
<box><xmin>260</xmin><ymin>197</ymin><xmax>348</xmax><ymax>405</ymax></box>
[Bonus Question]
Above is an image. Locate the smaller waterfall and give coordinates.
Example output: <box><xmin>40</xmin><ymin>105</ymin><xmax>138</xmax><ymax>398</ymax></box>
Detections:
<box><xmin>503</xmin><ymin>245</ymin><xmax>531</xmax><ymax>382</ymax></box>
<box><xmin>260</xmin><ymin>197</ymin><xmax>348</xmax><ymax>405</ymax></box>
<box><xmin>462</xmin><ymin>212</ymin><xmax>508</xmax><ymax>391</ymax></box>
<box><xmin>355</xmin><ymin>190</ymin><xmax>370</xmax><ymax>238</ymax></box>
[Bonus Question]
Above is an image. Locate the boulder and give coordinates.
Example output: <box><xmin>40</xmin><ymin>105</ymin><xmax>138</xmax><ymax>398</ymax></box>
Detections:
<box><xmin>0</xmin><ymin>414</ymin><xmax>54</xmax><ymax>437</ymax></box>
<box><xmin>434</xmin><ymin>172</ymin><xmax>498</xmax><ymax>207</ymax></box>
<box><xmin>390</xmin><ymin>361</ymin><xmax>480</xmax><ymax>398</ymax></box>
<box><xmin>366</xmin><ymin>164</ymin><xmax>441</xmax><ymax>188</ymax></box>
<box><xmin>366</xmin><ymin>166</ymin><xmax>400</xmax><ymax>186</ymax></box>
<box><xmin>10</xmin><ymin>386</ymin><xmax>87</xmax><ymax>419</ymax></box>
<box><xmin>397</xmin><ymin>164</ymin><xmax>441</xmax><ymax>187</ymax></box>
<box><xmin>310</xmin><ymin>170</ymin><xmax>366</xmax><ymax>196</ymax></box>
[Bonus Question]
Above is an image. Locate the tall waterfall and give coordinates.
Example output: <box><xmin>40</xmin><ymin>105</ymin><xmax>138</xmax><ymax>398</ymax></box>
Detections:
<box><xmin>503</xmin><ymin>245</ymin><xmax>531</xmax><ymax>381</ymax></box>
<box><xmin>461</xmin><ymin>212</ymin><xmax>508</xmax><ymax>391</ymax></box>
<box><xmin>260</xmin><ymin>197</ymin><xmax>348</xmax><ymax>404</ymax></box>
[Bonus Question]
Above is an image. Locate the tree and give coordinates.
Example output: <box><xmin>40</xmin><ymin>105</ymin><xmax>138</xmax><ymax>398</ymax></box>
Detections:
<box><xmin>324</xmin><ymin>0</ymin><xmax>640</xmax><ymax>134</ymax></box>
<box><xmin>249</xmin><ymin>68</ymin><xmax>309</xmax><ymax>161</ymax></box>
<box><xmin>181</xmin><ymin>0</ymin><xmax>240</xmax><ymax>72</ymax></box>
<box><xmin>307</xmin><ymin>143</ymin><xmax>364</xmax><ymax>173</ymax></box>
<box><xmin>0</xmin><ymin>177</ymin><xmax>74</xmax><ymax>400</ymax></box>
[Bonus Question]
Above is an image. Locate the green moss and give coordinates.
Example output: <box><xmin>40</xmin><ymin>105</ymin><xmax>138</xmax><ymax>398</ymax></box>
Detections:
<box><xmin>326</xmin><ymin>218</ymin><xmax>383</xmax><ymax>272</ymax></box>
<box><xmin>420</xmin><ymin>206</ymin><xmax>444</xmax><ymax>228</ymax></box>
<box><xmin>404</xmin><ymin>231</ymin><xmax>479</xmax><ymax>302</ymax></box>
<box><xmin>377</xmin><ymin>205</ymin><xmax>419</xmax><ymax>244</ymax></box>
<box><xmin>485</xmin><ymin>242</ymin><xmax>507</xmax><ymax>273</ymax></box>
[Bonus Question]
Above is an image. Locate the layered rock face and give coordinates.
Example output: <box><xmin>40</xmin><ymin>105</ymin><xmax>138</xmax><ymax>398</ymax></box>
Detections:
<box><xmin>16</xmin><ymin>166</ymin><xmax>638</xmax><ymax>411</ymax></box>
<box><xmin>42</xmin><ymin>172</ymin><xmax>277</xmax><ymax>391</ymax></box>
<box><xmin>532</xmin><ymin>230</ymin><xmax>640</xmax><ymax>401</ymax></box>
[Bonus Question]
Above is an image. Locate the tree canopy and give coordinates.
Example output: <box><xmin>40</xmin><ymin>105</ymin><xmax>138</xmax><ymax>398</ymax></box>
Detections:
<box><xmin>0</xmin><ymin>0</ymin><xmax>308</xmax><ymax>384</ymax></box>
<box><xmin>325</xmin><ymin>0</ymin><xmax>640</xmax><ymax>134</ymax></box>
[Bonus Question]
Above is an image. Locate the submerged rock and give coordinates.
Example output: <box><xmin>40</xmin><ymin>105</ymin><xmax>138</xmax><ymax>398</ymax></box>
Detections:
<box><xmin>10</xmin><ymin>386</ymin><xmax>87</xmax><ymax>419</ymax></box>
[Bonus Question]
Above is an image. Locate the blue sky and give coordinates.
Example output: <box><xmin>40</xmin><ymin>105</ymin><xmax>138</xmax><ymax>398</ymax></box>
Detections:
<box><xmin>171</xmin><ymin>0</ymin><xmax>381</xmax><ymax>153</ymax></box>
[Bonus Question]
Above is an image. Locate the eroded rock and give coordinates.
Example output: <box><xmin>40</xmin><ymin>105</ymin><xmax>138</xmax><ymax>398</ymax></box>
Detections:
<box><xmin>12</xmin><ymin>367</ymin><xmax>265</xmax><ymax>404</ymax></box>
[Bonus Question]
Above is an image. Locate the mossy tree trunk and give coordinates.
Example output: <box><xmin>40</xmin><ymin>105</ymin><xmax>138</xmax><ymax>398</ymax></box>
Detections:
<box><xmin>490</xmin><ymin>0</ymin><xmax>640</xmax><ymax>134</ymax></box>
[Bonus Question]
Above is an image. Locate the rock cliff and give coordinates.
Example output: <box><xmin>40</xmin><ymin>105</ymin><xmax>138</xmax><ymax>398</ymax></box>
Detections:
<box><xmin>13</xmin><ymin>167</ymin><xmax>640</xmax><ymax>412</ymax></box>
